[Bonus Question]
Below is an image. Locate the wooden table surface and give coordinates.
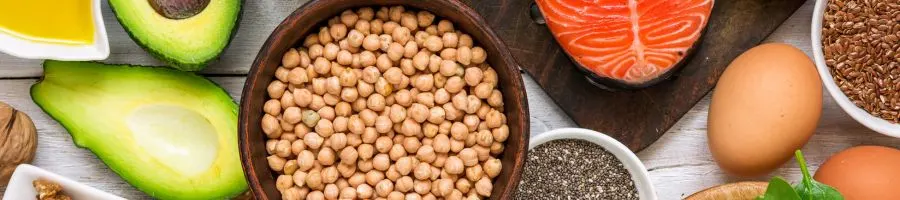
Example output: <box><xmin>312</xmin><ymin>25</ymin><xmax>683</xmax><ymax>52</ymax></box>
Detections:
<box><xmin>2</xmin><ymin>0</ymin><xmax>896</xmax><ymax>199</ymax></box>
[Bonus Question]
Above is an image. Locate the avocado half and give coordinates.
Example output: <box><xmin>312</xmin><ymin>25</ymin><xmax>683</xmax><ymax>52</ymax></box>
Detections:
<box><xmin>31</xmin><ymin>61</ymin><xmax>247</xmax><ymax>199</ymax></box>
<box><xmin>109</xmin><ymin>0</ymin><xmax>242</xmax><ymax>71</ymax></box>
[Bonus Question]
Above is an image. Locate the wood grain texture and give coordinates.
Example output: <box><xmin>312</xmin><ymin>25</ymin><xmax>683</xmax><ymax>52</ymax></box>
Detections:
<box><xmin>2</xmin><ymin>0</ymin><xmax>897</xmax><ymax>200</ymax></box>
<box><xmin>468</xmin><ymin>0</ymin><xmax>806</xmax><ymax>151</ymax></box>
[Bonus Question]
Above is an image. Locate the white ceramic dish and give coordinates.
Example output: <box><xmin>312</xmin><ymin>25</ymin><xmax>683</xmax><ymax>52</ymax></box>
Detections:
<box><xmin>529</xmin><ymin>128</ymin><xmax>658</xmax><ymax>200</ymax></box>
<box><xmin>0</xmin><ymin>0</ymin><xmax>109</xmax><ymax>60</ymax></box>
<box><xmin>2</xmin><ymin>164</ymin><xmax>124</xmax><ymax>200</ymax></box>
<box><xmin>811</xmin><ymin>0</ymin><xmax>900</xmax><ymax>136</ymax></box>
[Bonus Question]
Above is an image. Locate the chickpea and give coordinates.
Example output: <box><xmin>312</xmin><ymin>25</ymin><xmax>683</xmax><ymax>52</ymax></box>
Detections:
<box><xmin>437</xmin><ymin>20</ymin><xmax>454</xmax><ymax>35</ymax></box>
<box><xmin>390</xmin><ymin>143</ymin><xmax>410</xmax><ymax>161</ymax></box>
<box><xmin>315</xmin><ymin>118</ymin><xmax>334</xmax><ymax>137</ymax></box>
<box><xmin>393</xmin><ymin>176</ymin><xmax>413</xmax><ymax>193</ymax></box>
<box><xmin>455</xmin><ymin>34</ymin><xmax>473</xmax><ymax>48</ymax></box>
<box><xmin>440</xmin><ymin>48</ymin><xmax>457</xmax><ymax>61</ymax></box>
<box><xmin>324</xmin><ymin>43</ymin><xmax>340</xmax><ymax>61</ymax></box>
<box><xmin>330</xmin><ymin>24</ymin><xmax>348</xmax><ymax>41</ymax></box>
<box><xmin>482</xmin><ymin>158</ymin><xmax>502</xmax><ymax>179</ymax></box>
<box><xmin>400</xmin><ymin>12</ymin><xmax>417</xmax><ymax>30</ymax></box>
<box><xmin>270</xmin><ymin>139</ymin><xmax>290</xmax><ymax>157</ymax></box>
<box><xmin>446</xmin><ymin>190</ymin><xmax>463</xmax><ymax>200</ymax></box>
<box><xmin>401</xmin><ymin>137</ymin><xmax>421</xmax><ymax>154</ymax></box>
<box><xmin>306</xmin><ymin>170</ymin><xmax>325</xmax><ymax>190</ymax></box>
<box><xmin>400</xmin><ymin>118</ymin><xmax>422</xmax><ymax>137</ymax></box>
<box><xmin>471</xmin><ymin>47</ymin><xmax>486</xmax><ymax>64</ymax></box>
<box><xmin>412</xmin><ymin>162</ymin><xmax>432</xmax><ymax>180</ymax></box>
<box><xmin>369</xmin><ymin>154</ymin><xmax>388</xmax><ymax>172</ymax></box>
<box><xmin>305</xmin><ymin>34</ymin><xmax>321</xmax><ymax>47</ymax></box>
<box><xmin>338</xmin><ymin>163</ymin><xmax>356</xmax><ymax>178</ymax></box>
<box><xmin>368</xmin><ymin>93</ymin><xmax>387</xmax><ymax>112</ymax></box>
<box><xmin>386</xmin><ymin>43</ymin><xmax>404</xmax><ymax>62</ymax></box>
<box><xmin>264</xmin><ymin>99</ymin><xmax>282</xmax><ymax>116</ymax></box>
<box><xmin>487</xmin><ymin>90</ymin><xmax>503</xmax><ymax>108</ymax></box>
<box><xmin>424</xmin><ymin>35</ymin><xmax>443</xmax><ymax>52</ymax></box>
<box><xmin>318</xmin><ymin>27</ymin><xmax>335</xmax><ymax>44</ymax></box>
<box><xmin>448</xmin><ymin>122</ymin><xmax>467</xmax><ymax>140</ymax></box>
<box><xmin>277</xmin><ymin>174</ymin><xmax>294</xmax><ymax>192</ymax></box>
<box><xmin>484</xmin><ymin>109</ymin><xmax>504</xmax><ymax>129</ymax></box>
<box><xmin>456</xmin><ymin>179</ymin><xmax>473</xmax><ymax>194</ymax></box>
<box><xmin>471</xmin><ymin>177</ymin><xmax>491</xmax><ymax>197</ymax></box>
<box><xmin>340</xmin><ymin>187</ymin><xmax>357</xmax><ymax>199</ymax></box>
<box><xmin>357</xmin><ymin>143</ymin><xmax>375</xmax><ymax>159</ymax></box>
<box><xmin>357</xmin><ymin>184</ymin><xmax>374</xmax><ymax>199</ymax></box>
<box><xmin>302</xmin><ymin>109</ymin><xmax>321</xmax><ymax>128</ymax></box>
<box><xmin>357</xmin><ymin>109</ymin><xmax>377</xmax><ymax>126</ymax></box>
<box><xmin>423</xmin><ymin>123</ymin><xmax>439</xmax><ymax>138</ymax></box>
<box><xmin>268</xmin><ymin>155</ymin><xmax>287</xmax><ymax>172</ymax></box>
<box><xmin>283</xmin><ymin>48</ymin><xmax>301</xmax><ymax>68</ymax></box>
<box><xmin>404</xmin><ymin>41</ymin><xmax>418</xmax><ymax>58</ymax></box>
<box><xmin>358</xmin><ymin>159</ymin><xmax>373</xmax><ymax>172</ymax></box>
<box><xmin>297</xmin><ymin>150</ymin><xmax>316</xmax><ymax>171</ymax></box>
<box><xmin>363</xmin><ymin>34</ymin><xmax>381</xmax><ymax>51</ymax></box>
<box><xmin>262</xmin><ymin>114</ymin><xmax>282</xmax><ymax>138</ymax></box>
<box><xmin>376</xmin><ymin>179</ymin><xmax>395</xmax><ymax>197</ymax></box>
<box><xmin>444</xmin><ymin>156</ymin><xmax>464</xmax><ymax>174</ymax></box>
<box><xmin>428</xmin><ymin>54</ymin><xmax>443</xmax><ymax>73</ymax></box>
<box><xmin>323</xmin><ymin>184</ymin><xmax>339</xmax><ymax>199</ymax></box>
<box><xmin>412</xmin><ymin>180</ymin><xmax>430</xmax><ymax>195</ymax></box>
<box><xmin>392</xmin><ymin>26</ymin><xmax>411</xmax><ymax>44</ymax></box>
<box><xmin>366</xmin><ymin>170</ymin><xmax>385</xmax><ymax>186</ymax></box>
<box><xmin>390</xmin><ymin>89</ymin><xmax>411</xmax><ymax>107</ymax></box>
<box><xmin>318</xmin><ymin>147</ymin><xmax>336</xmax><ymax>166</ymax></box>
<box><xmin>432</xmin><ymin>134</ymin><xmax>451</xmax><ymax>154</ymax></box>
<box><xmin>416</xmin><ymin>11</ymin><xmax>435</xmax><ymax>27</ymax></box>
<box><xmin>357</xmin><ymin>7</ymin><xmax>374</xmax><ymax>20</ymax></box>
<box><xmin>412</xmin><ymin>51</ymin><xmax>430</xmax><ymax>71</ymax></box>
<box><xmin>386</xmin><ymin>104</ymin><xmax>406</xmax><ymax>123</ymax></box>
<box><xmin>268</xmin><ymin>80</ymin><xmax>287</xmax><ymax>99</ymax></box>
<box><xmin>310</xmin><ymin>44</ymin><xmax>325</xmax><ymax>59</ymax></box>
<box><xmin>375</xmin><ymin>77</ymin><xmax>393</xmax><ymax>97</ymax></box>
<box><xmin>276</xmin><ymin>66</ymin><xmax>291</xmax><ymax>82</ymax></box>
<box><xmin>442</xmin><ymin>32</ymin><xmax>459</xmax><ymax>48</ymax></box>
<box><xmin>371</xmin><ymin>19</ymin><xmax>385</xmax><ymax>34</ymax></box>
<box><xmin>475</xmin><ymin>129</ymin><xmax>493</xmax><ymax>147</ymax></box>
<box><xmin>287</xmin><ymin>69</ymin><xmax>309</xmax><ymax>86</ymax></box>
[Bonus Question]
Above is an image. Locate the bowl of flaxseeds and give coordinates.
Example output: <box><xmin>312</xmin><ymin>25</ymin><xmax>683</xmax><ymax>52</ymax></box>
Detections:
<box><xmin>515</xmin><ymin>128</ymin><xmax>657</xmax><ymax>200</ymax></box>
<box><xmin>813</xmin><ymin>0</ymin><xmax>900</xmax><ymax>135</ymax></box>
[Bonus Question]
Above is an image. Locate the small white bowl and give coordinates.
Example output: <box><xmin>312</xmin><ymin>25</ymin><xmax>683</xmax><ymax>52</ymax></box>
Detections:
<box><xmin>811</xmin><ymin>0</ymin><xmax>900</xmax><ymax>136</ymax></box>
<box><xmin>2</xmin><ymin>164</ymin><xmax>124</xmax><ymax>200</ymax></box>
<box><xmin>0</xmin><ymin>0</ymin><xmax>109</xmax><ymax>60</ymax></box>
<box><xmin>529</xmin><ymin>128</ymin><xmax>658</xmax><ymax>200</ymax></box>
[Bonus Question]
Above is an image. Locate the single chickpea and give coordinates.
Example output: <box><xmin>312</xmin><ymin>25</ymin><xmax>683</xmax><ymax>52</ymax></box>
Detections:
<box><xmin>433</xmin><ymin>134</ymin><xmax>451</xmax><ymax>153</ymax></box>
<box><xmin>268</xmin><ymin>80</ymin><xmax>287</xmax><ymax>99</ymax></box>
<box><xmin>416</xmin><ymin>11</ymin><xmax>435</xmax><ymax>27</ymax></box>
<box><xmin>400</xmin><ymin>119</ymin><xmax>422</xmax><ymax>137</ymax></box>
<box><xmin>411</xmin><ymin>74</ymin><xmax>434</xmax><ymax>92</ymax></box>
<box><xmin>444</xmin><ymin>156</ymin><xmax>464</xmax><ymax>174</ymax></box>
<box><xmin>449</xmin><ymin>122</ymin><xmax>469</xmax><ymax>140</ymax></box>
<box><xmin>338</xmin><ymin>88</ymin><xmax>358</xmax><ymax>102</ymax></box>
<box><xmin>374</xmin><ymin>136</ymin><xmax>394</xmax><ymax>153</ymax></box>
<box><xmin>310</xmin><ymin>44</ymin><xmax>325</xmax><ymax>59</ymax></box>
<box><xmin>388</xmin><ymin>5</ymin><xmax>404</xmax><ymax>21</ymax></box>
<box><xmin>387</xmin><ymin>191</ymin><xmax>404</xmax><ymax>200</ymax></box>
<box><xmin>360</xmin><ymin>127</ymin><xmax>378</xmax><ymax>144</ymax></box>
<box><xmin>262</xmin><ymin>114</ymin><xmax>282</xmax><ymax>138</ymax></box>
<box><xmin>476</xmin><ymin>130</ymin><xmax>493</xmax><ymax>147</ymax></box>
<box><xmin>442</xmin><ymin>32</ymin><xmax>459</xmax><ymax>48</ymax></box>
<box><xmin>313</xmin><ymin>58</ymin><xmax>331</xmax><ymax>76</ymax></box>
<box><xmin>324</xmin><ymin>43</ymin><xmax>340</xmax><ymax>61</ymax></box>
<box><xmin>371</xmin><ymin>19</ymin><xmax>385</xmax><ymax>34</ymax></box>
<box><xmin>304</xmin><ymin>34</ymin><xmax>320</xmax><ymax>47</ymax></box>
<box><xmin>395</xmin><ymin>156</ymin><xmax>414</xmax><ymax>176</ymax></box>
<box><xmin>428</xmin><ymin>54</ymin><xmax>443</xmax><ymax>73</ymax></box>
<box><xmin>389</xmin><ymin>144</ymin><xmax>408</xmax><ymax>161</ymax></box>
<box><xmin>450</xmin><ymin>91</ymin><xmax>468</xmax><ymax>110</ymax></box>
<box><xmin>433</xmin><ymin>153</ymin><xmax>448</xmax><ymax>168</ymax></box>
<box><xmin>464</xmin><ymin>95</ymin><xmax>481</xmax><ymax>114</ymax></box>
<box><xmin>291</xmin><ymin>139</ymin><xmax>307</xmax><ymax>155</ymax></box>
<box><xmin>355</xmin><ymin>82</ymin><xmax>374</xmax><ymax>98</ymax></box>
<box><xmin>376</xmin><ymin>54</ymin><xmax>393</xmax><ymax>71</ymax></box>
<box><xmin>349</xmin><ymin>133</ymin><xmax>364</xmax><ymax>147</ymax></box>
<box><xmin>437</xmin><ymin>20</ymin><xmax>454</xmax><ymax>35</ymax></box>
<box><xmin>363</xmin><ymin>34</ymin><xmax>381</xmax><ymax>51</ymax></box>
<box><xmin>340</xmin><ymin>10</ymin><xmax>359</xmax><ymax>26</ymax></box>
<box><xmin>404</xmin><ymin>41</ymin><xmax>418</xmax><ymax>59</ymax></box>
<box><xmin>274</xmin><ymin>139</ymin><xmax>292</xmax><ymax>158</ymax></box>
<box><xmin>298</xmin><ymin>150</ymin><xmax>317</xmax><ymax>171</ymax></box>
<box><xmin>446</xmin><ymin>190</ymin><xmax>464</xmax><ymax>200</ymax></box>
<box><xmin>357</xmin><ymin>184</ymin><xmax>374</xmax><ymax>199</ymax></box>
<box><xmin>267</xmin><ymin>139</ymin><xmax>279</xmax><ymax>154</ymax></box>
<box><xmin>474</xmin><ymin>177</ymin><xmax>492</xmax><ymax>197</ymax></box>
<box><xmin>432</xmin><ymin>89</ymin><xmax>450</xmax><ymax>105</ymax></box>
<box><xmin>315</xmin><ymin>119</ymin><xmax>335</xmax><ymax>137</ymax></box>
<box><xmin>491</xmin><ymin>125</ymin><xmax>508</xmax><ymax>143</ymax></box>
<box><xmin>458</xmin><ymin>148</ymin><xmax>478</xmax><ymax>167</ymax></box>
<box><xmin>330</xmin><ymin>24</ymin><xmax>348</xmax><ymax>41</ymax></box>
<box><xmin>358</xmin><ymin>7</ymin><xmax>375</xmax><ymax>20</ymax></box>
<box><xmin>311</xmin><ymin>78</ymin><xmax>327</xmax><ymax>95</ymax></box>
<box><xmin>473</xmin><ymin>83</ymin><xmax>492</xmax><ymax>100</ymax></box>
<box><xmin>375</xmin><ymin>179</ymin><xmax>394</xmax><ymax>197</ymax></box>
<box><xmin>282</xmin><ymin>90</ymin><xmax>297</xmax><ymax>108</ymax></box>
<box><xmin>378</xmin><ymin>34</ymin><xmax>394</xmax><ymax>51</ymax></box>
<box><xmin>440</xmin><ymin>48</ymin><xmax>458</xmax><ymax>61</ymax></box>
<box><xmin>464</xmin><ymin>114</ymin><xmax>480</xmax><ymax>131</ymax></box>
<box><xmin>456</xmin><ymin>46</ymin><xmax>472</xmax><ymax>66</ymax></box>
<box><xmin>473</xmin><ymin>145</ymin><xmax>491</xmax><ymax>161</ymax></box>
<box><xmin>487</xmin><ymin>90</ymin><xmax>503</xmax><ymax>107</ymax></box>
<box><xmin>403</xmin><ymin>137</ymin><xmax>422</xmax><ymax>154</ymax></box>
<box><xmin>389</xmin><ymin>104</ymin><xmax>407</xmax><ymax>123</ymax></box>
<box><xmin>358</xmin><ymin>159</ymin><xmax>374</xmax><ymax>172</ymax></box>
<box><xmin>423</xmin><ymin>123</ymin><xmax>439</xmax><ymax>138</ymax></box>
<box><xmin>456</xmin><ymin>179</ymin><xmax>472</xmax><ymax>194</ymax></box>
<box><xmin>306</xmin><ymin>170</ymin><xmax>325</xmax><ymax>190</ymax></box>
<box><xmin>413</xmin><ymin>162</ymin><xmax>432</xmax><ymax>180</ymax></box>
<box><xmin>391</xmin><ymin>89</ymin><xmax>411</xmax><ymax>107</ymax></box>
<box><xmin>347</xmin><ymin>30</ymin><xmax>365</xmax><ymax>48</ymax></box>
<box><xmin>302</xmin><ymin>109</ymin><xmax>321</xmax><ymax>128</ymax></box>
<box><xmin>338</xmin><ymin>147</ymin><xmax>359</xmax><ymax>166</ymax></box>
<box><xmin>424</xmin><ymin>35</ymin><xmax>443</xmax><ymax>52</ymax></box>
<box><xmin>439</xmin><ymin>60</ymin><xmax>460</xmax><ymax>77</ymax></box>
<box><xmin>324</xmin><ymin>184</ymin><xmax>339</xmax><ymax>199</ymax></box>
<box><xmin>392</xmin><ymin>27</ymin><xmax>411</xmax><ymax>45</ymax></box>
<box><xmin>400</xmin><ymin>12</ymin><xmax>417</xmax><ymax>30</ymax></box>
<box><xmin>482</xmin><ymin>158</ymin><xmax>501</xmax><ymax>178</ymax></box>
<box><xmin>340</xmin><ymin>187</ymin><xmax>358</xmax><ymax>199</ymax></box>
<box><xmin>413</xmin><ymin>51</ymin><xmax>430</xmax><ymax>71</ymax></box>
<box><xmin>404</xmin><ymin>104</ymin><xmax>428</xmax><ymax>124</ymax></box>
<box><xmin>368</xmin><ymin>93</ymin><xmax>387</xmax><ymax>112</ymax></box>
<box><xmin>359</xmin><ymin>109</ymin><xmax>377</xmax><ymax>126</ymax></box>
<box><xmin>375</xmin><ymin>77</ymin><xmax>393</xmax><ymax>97</ymax></box>
<box><xmin>415</xmin><ymin>145</ymin><xmax>437</xmax><ymax>163</ymax></box>
<box><xmin>276</xmin><ymin>66</ymin><xmax>290</xmax><ymax>82</ymax></box>
<box><xmin>458</xmin><ymin>34</ymin><xmax>473</xmax><ymax>48</ymax></box>
<box><xmin>360</xmin><ymin>66</ymin><xmax>380</xmax><ymax>83</ymax></box>
<box><xmin>319</xmin><ymin>26</ymin><xmax>335</xmax><ymax>44</ymax></box>
<box><xmin>471</xmin><ymin>47</ymin><xmax>487</xmax><ymax>64</ymax></box>
<box><xmin>283</xmin><ymin>48</ymin><xmax>301</xmax><ymax>68</ymax></box>
<box><xmin>450</xmin><ymin>138</ymin><xmax>465</xmax><ymax>153</ymax></box>
<box><xmin>357</xmin><ymin>144</ymin><xmax>375</xmax><ymax>160</ymax></box>
<box><xmin>395</xmin><ymin>176</ymin><xmax>414</xmax><ymax>192</ymax></box>
<box><xmin>289</xmin><ymin>68</ymin><xmax>310</xmax><ymax>86</ymax></box>
<box><xmin>407</xmin><ymin>193</ymin><xmax>423</xmax><ymax>200</ymax></box>
<box><xmin>318</xmin><ymin>147</ymin><xmax>337</xmax><ymax>166</ymax></box>
<box><xmin>485</xmin><ymin>110</ymin><xmax>503</xmax><ymax>129</ymax></box>
<box><xmin>337</xmin><ymin>163</ymin><xmax>356</xmax><ymax>178</ymax></box>
<box><xmin>430</xmin><ymin>178</ymin><xmax>451</xmax><ymax>197</ymax></box>
<box><xmin>330</xmin><ymin>131</ymin><xmax>347</xmax><ymax>148</ymax></box>
<box><xmin>387</xmin><ymin>43</ymin><xmax>405</xmax><ymax>61</ymax></box>
<box><xmin>385</xmin><ymin>165</ymin><xmax>401</xmax><ymax>182</ymax></box>
<box><xmin>276</xmin><ymin>174</ymin><xmax>294</xmax><ymax>191</ymax></box>
<box><xmin>369</xmin><ymin>153</ymin><xmax>390</xmax><ymax>169</ymax></box>
<box><xmin>268</xmin><ymin>155</ymin><xmax>287</xmax><ymax>172</ymax></box>
<box><xmin>489</xmin><ymin>142</ymin><xmax>504</xmax><ymax>156</ymax></box>
<box><xmin>349</xmin><ymin>173</ymin><xmax>366</xmax><ymax>187</ymax></box>
<box><xmin>399</xmin><ymin>59</ymin><xmax>415</xmax><ymax>76</ymax></box>
<box><xmin>366</xmin><ymin>170</ymin><xmax>386</xmax><ymax>186</ymax></box>
<box><xmin>413</xmin><ymin>180</ymin><xmax>431</xmax><ymax>195</ymax></box>
<box><xmin>383</xmin><ymin>67</ymin><xmax>405</xmax><ymax>85</ymax></box>
<box><xmin>264</xmin><ymin>99</ymin><xmax>281</xmax><ymax>116</ymax></box>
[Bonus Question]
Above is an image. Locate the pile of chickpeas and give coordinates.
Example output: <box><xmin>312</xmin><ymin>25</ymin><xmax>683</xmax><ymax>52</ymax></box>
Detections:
<box><xmin>262</xmin><ymin>5</ymin><xmax>510</xmax><ymax>200</ymax></box>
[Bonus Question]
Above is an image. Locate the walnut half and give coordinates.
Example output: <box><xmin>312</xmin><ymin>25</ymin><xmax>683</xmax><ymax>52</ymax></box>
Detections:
<box><xmin>0</xmin><ymin>101</ymin><xmax>37</xmax><ymax>186</ymax></box>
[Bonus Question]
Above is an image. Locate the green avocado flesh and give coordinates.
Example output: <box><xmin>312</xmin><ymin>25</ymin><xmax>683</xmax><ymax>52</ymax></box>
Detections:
<box><xmin>31</xmin><ymin>61</ymin><xmax>247</xmax><ymax>199</ymax></box>
<box><xmin>109</xmin><ymin>0</ymin><xmax>241</xmax><ymax>71</ymax></box>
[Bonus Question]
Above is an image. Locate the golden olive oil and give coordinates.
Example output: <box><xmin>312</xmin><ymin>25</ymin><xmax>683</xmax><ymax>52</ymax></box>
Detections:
<box><xmin>0</xmin><ymin>0</ymin><xmax>95</xmax><ymax>45</ymax></box>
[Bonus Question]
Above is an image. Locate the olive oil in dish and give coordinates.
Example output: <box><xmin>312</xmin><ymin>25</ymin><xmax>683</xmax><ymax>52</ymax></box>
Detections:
<box><xmin>0</xmin><ymin>0</ymin><xmax>95</xmax><ymax>45</ymax></box>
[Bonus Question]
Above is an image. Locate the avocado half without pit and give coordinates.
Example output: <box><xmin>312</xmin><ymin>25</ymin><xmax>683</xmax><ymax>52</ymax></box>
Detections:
<box><xmin>109</xmin><ymin>0</ymin><xmax>241</xmax><ymax>71</ymax></box>
<box><xmin>30</xmin><ymin>61</ymin><xmax>247</xmax><ymax>199</ymax></box>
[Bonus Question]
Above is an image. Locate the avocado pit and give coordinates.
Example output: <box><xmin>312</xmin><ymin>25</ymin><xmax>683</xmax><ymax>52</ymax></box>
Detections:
<box><xmin>149</xmin><ymin>0</ymin><xmax>210</xmax><ymax>19</ymax></box>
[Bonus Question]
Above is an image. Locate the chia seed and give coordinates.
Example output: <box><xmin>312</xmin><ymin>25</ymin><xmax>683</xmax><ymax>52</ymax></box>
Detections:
<box><xmin>516</xmin><ymin>139</ymin><xmax>639</xmax><ymax>199</ymax></box>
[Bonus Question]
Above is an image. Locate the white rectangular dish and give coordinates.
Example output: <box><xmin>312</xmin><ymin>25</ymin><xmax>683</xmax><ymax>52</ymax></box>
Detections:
<box><xmin>2</xmin><ymin>164</ymin><xmax>124</xmax><ymax>200</ymax></box>
<box><xmin>0</xmin><ymin>0</ymin><xmax>109</xmax><ymax>60</ymax></box>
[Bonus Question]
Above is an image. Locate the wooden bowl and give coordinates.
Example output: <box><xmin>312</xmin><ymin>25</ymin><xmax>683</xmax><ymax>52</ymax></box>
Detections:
<box><xmin>238</xmin><ymin>0</ymin><xmax>530</xmax><ymax>199</ymax></box>
<box><xmin>685</xmin><ymin>182</ymin><xmax>768</xmax><ymax>200</ymax></box>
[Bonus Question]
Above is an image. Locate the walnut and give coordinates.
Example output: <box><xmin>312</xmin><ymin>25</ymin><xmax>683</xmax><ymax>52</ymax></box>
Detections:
<box><xmin>0</xmin><ymin>101</ymin><xmax>37</xmax><ymax>186</ymax></box>
<box><xmin>33</xmin><ymin>179</ymin><xmax>70</xmax><ymax>200</ymax></box>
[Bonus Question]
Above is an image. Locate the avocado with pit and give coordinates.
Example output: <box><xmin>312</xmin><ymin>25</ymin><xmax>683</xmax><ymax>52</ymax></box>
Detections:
<box><xmin>109</xmin><ymin>0</ymin><xmax>242</xmax><ymax>71</ymax></box>
<box><xmin>31</xmin><ymin>61</ymin><xmax>247</xmax><ymax>199</ymax></box>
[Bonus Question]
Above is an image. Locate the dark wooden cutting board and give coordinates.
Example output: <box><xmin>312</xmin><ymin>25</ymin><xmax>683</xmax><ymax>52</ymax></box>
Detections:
<box><xmin>464</xmin><ymin>0</ymin><xmax>806</xmax><ymax>151</ymax></box>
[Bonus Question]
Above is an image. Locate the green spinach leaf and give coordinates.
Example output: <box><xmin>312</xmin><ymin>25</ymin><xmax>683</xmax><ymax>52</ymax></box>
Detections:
<box><xmin>793</xmin><ymin>150</ymin><xmax>844</xmax><ymax>200</ymax></box>
<box><xmin>756</xmin><ymin>177</ymin><xmax>801</xmax><ymax>200</ymax></box>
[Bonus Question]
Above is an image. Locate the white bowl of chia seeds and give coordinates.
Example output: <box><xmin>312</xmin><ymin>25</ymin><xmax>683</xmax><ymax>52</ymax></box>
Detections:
<box><xmin>516</xmin><ymin>128</ymin><xmax>657</xmax><ymax>200</ymax></box>
<box><xmin>811</xmin><ymin>0</ymin><xmax>900</xmax><ymax>136</ymax></box>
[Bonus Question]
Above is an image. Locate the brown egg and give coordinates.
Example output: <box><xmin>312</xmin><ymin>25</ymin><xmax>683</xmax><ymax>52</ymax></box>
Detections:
<box><xmin>815</xmin><ymin>146</ymin><xmax>900</xmax><ymax>200</ymax></box>
<box><xmin>707</xmin><ymin>43</ymin><xmax>822</xmax><ymax>177</ymax></box>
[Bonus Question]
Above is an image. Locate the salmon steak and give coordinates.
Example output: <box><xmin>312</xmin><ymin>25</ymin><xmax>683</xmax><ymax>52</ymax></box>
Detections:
<box><xmin>536</xmin><ymin>0</ymin><xmax>714</xmax><ymax>88</ymax></box>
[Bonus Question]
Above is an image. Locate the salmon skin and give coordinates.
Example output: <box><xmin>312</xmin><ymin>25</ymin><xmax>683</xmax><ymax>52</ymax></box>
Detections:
<box><xmin>536</xmin><ymin>0</ymin><xmax>714</xmax><ymax>89</ymax></box>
